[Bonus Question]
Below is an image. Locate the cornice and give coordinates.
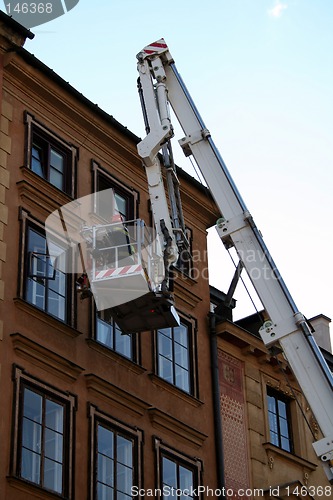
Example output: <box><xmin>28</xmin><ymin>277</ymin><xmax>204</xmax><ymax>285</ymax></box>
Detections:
<box><xmin>148</xmin><ymin>407</ymin><xmax>207</xmax><ymax>449</ymax></box>
<box><xmin>14</xmin><ymin>298</ymin><xmax>81</xmax><ymax>338</ymax></box>
<box><xmin>86</xmin><ymin>338</ymin><xmax>146</xmax><ymax>375</ymax></box>
<box><xmin>85</xmin><ymin>373</ymin><xmax>151</xmax><ymax>417</ymax></box>
<box><xmin>5</xmin><ymin>57</ymin><xmax>140</xmax><ymax>165</ymax></box>
<box><xmin>17</xmin><ymin>167</ymin><xmax>73</xmax><ymax>217</ymax></box>
<box><xmin>216</xmin><ymin>319</ymin><xmax>268</xmax><ymax>355</ymax></box>
<box><xmin>148</xmin><ymin>374</ymin><xmax>203</xmax><ymax>408</ymax></box>
<box><xmin>263</xmin><ymin>442</ymin><xmax>317</xmax><ymax>473</ymax></box>
<box><xmin>11</xmin><ymin>332</ymin><xmax>84</xmax><ymax>383</ymax></box>
<box><xmin>173</xmin><ymin>273</ymin><xmax>202</xmax><ymax>310</ymax></box>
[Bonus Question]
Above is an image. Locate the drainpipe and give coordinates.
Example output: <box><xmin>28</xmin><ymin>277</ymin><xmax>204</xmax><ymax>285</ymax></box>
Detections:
<box><xmin>209</xmin><ymin>312</ymin><xmax>227</xmax><ymax>499</ymax></box>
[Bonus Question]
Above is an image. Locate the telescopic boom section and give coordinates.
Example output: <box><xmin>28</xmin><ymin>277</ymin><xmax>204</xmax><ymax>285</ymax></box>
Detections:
<box><xmin>137</xmin><ymin>39</ymin><xmax>333</xmax><ymax>481</ymax></box>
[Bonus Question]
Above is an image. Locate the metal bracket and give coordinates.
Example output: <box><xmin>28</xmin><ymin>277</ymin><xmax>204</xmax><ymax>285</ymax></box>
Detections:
<box><xmin>179</xmin><ymin>128</ymin><xmax>210</xmax><ymax>157</ymax></box>
<box><xmin>258</xmin><ymin>315</ymin><xmax>302</xmax><ymax>346</ymax></box>
<box><xmin>215</xmin><ymin>212</ymin><xmax>251</xmax><ymax>241</ymax></box>
<box><xmin>313</xmin><ymin>437</ymin><xmax>333</xmax><ymax>483</ymax></box>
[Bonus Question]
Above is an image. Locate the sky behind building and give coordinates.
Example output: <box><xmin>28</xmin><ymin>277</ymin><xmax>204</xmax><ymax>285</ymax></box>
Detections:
<box><xmin>4</xmin><ymin>0</ymin><xmax>332</xmax><ymax>323</ymax></box>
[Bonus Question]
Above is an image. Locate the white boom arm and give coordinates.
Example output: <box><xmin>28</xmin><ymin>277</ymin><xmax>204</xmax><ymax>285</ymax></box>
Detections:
<box><xmin>137</xmin><ymin>39</ymin><xmax>333</xmax><ymax>481</ymax></box>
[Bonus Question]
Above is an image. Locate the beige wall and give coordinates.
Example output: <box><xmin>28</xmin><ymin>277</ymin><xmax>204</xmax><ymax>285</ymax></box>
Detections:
<box><xmin>216</xmin><ymin>320</ymin><xmax>329</xmax><ymax>497</ymax></box>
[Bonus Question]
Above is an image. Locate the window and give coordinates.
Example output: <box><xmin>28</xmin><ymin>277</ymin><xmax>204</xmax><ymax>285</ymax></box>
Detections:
<box><xmin>175</xmin><ymin>227</ymin><xmax>193</xmax><ymax>277</ymax></box>
<box><xmin>25</xmin><ymin>112</ymin><xmax>77</xmax><ymax>196</ymax></box>
<box><xmin>92</xmin><ymin>161</ymin><xmax>138</xmax><ymax>222</ymax></box>
<box><xmin>267</xmin><ymin>388</ymin><xmax>293</xmax><ymax>452</ymax></box>
<box><xmin>95</xmin><ymin>308</ymin><xmax>136</xmax><ymax>361</ymax></box>
<box><xmin>156</xmin><ymin>318</ymin><xmax>197</xmax><ymax>396</ymax></box>
<box><xmin>25</xmin><ymin>225</ymin><xmax>68</xmax><ymax>322</ymax></box>
<box><xmin>18</xmin><ymin>209</ymin><xmax>74</xmax><ymax>325</ymax></box>
<box><xmin>155</xmin><ymin>438</ymin><xmax>202</xmax><ymax>499</ymax></box>
<box><xmin>90</xmin><ymin>405</ymin><xmax>143</xmax><ymax>500</ymax></box>
<box><xmin>11</xmin><ymin>367</ymin><xmax>75</xmax><ymax>498</ymax></box>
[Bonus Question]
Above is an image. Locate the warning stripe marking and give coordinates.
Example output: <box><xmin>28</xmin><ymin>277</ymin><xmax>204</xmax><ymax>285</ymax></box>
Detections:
<box><xmin>144</xmin><ymin>39</ymin><xmax>167</xmax><ymax>54</ymax></box>
<box><xmin>95</xmin><ymin>264</ymin><xmax>143</xmax><ymax>280</ymax></box>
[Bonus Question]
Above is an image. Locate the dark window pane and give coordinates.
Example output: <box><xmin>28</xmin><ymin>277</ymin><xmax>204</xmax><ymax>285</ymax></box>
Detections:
<box><xmin>281</xmin><ymin>437</ymin><xmax>291</xmax><ymax>452</ymax></box>
<box><xmin>115</xmin><ymin>329</ymin><xmax>132</xmax><ymax>359</ymax></box>
<box><xmin>50</xmin><ymin>149</ymin><xmax>64</xmax><ymax>173</ymax></box>
<box><xmin>23</xmin><ymin>388</ymin><xmax>42</xmax><ymax>423</ymax></box>
<box><xmin>43</xmin><ymin>458</ymin><xmax>63</xmax><ymax>493</ymax></box>
<box><xmin>279</xmin><ymin>417</ymin><xmax>289</xmax><ymax>438</ymax></box>
<box><xmin>31</xmin><ymin>144</ymin><xmax>45</xmax><ymax>178</ymax></box>
<box><xmin>175</xmin><ymin>365</ymin><xmax>190</xmax><ymax>393</ymax></box>
<box><xmin>117</xmin><ymin>436</ymin><xmax>133</xmax><ymax>467</ymax></box>
<box><xmin>162</xmin><ymin>457</ymin><xmax>177</xmax><ymax>488</ymax></box>
<box><xmin>45</xmin><ymin>400</ymin><xmax>64</xmax><ymax>433</ymax></box>
<box><xmin>174</xmin><ymin>343</ymin><xmax>189</xmax><ymax>368</ymax></box>
<box><xmin>45</xmin><ymin>429</ymin><xmax>63</xmax><ymax>462</ymax></box>
<box><xmin>159</xmin><ymin>356</ymin><xmax>173</xmax><ymax>383</ymax></box>
<box><xmin>97</xmin><ymin>483</ymin><xmax>114</xmax><ymax>500</ymax></box>
<box><xmin>174</xmin><ymin>324</ymin><xmax>188</xmax><ymax>347</ymax></box>
<box><xmin>114</xmin><ymin>193</ymin><xmax>127</xmax><ymax>219</ymax></box>
<box><xmin>179</xmin><ymin>465</ymin><xmax>193</xmax><ymax>491</ymax></box>
<box><xmin>98</xmin><ymin>454</ymin><xmax>114</xmax><ymax>486</ymax></box>
<box><xmin>22</xmin><ymin>418</ymin><xmax>42</xmax><ymax>453</ymax></box>
<box><xmin>50</xmin><ymin>168</ymin><xmax>63</xmax><ymax>190</ymax></box>
<box><xmin>278</xmin><ymin>400</ymin><xmax>287</xmax><ymax>418</ymax></box>
<box><xmin>159</xmin><ymin>333</ymin><xmax>173</xmax><ymax>359</ymax></box>
<box><xmin>98</xmin><ymin>425</ymin><xmax>114</xmax><ymax>459</ymax></box>
<box><xmin>97</xmin><ymin>317</ymin><xmax>113</xmax><ymax>347</ymax></box>
<box><xmin>116</xmin><ymin>463</ymin><xmax>133</xmax><ymax>495</ymax></box>
<box><xmin>267</xmin><ymin>395</ymin><xmax>276</xmax><ymax>413</ymax></box>
<box><xmin>21</xmin><ymin>448</ymin><xmax>41</xmax><ymax>484</ymax></box>
<box><xmin>158</xmin><ymin>327</ymin><xmax>171</xmax><ymax>338</ymax></box>
<box><xmin>96</xmin><ymin>311</ymin><xmax>133</xmax><ymax>359</ymax></box>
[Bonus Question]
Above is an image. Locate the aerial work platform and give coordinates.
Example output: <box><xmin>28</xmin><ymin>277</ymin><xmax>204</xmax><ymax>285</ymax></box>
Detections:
<box><xmin>86</xmin><ymin>218</ymin><xmax>179</xmax><ymax>333</ymax></box>
<box><xmin>44</xmin><ymin>192</ymin><xmax>180</xmax><ymax>333</ymax></box>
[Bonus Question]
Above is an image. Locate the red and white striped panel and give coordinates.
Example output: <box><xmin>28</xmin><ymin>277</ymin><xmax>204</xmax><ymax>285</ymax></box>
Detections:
<box><xmin>143</xmin><ymin>38</ymin><xmax>168</xmax><ymax>55</ymax></box>
<box><xmin>95</xmin><ymin>264</ymin><xmax>143</xmax><ymax>281</ymax></box>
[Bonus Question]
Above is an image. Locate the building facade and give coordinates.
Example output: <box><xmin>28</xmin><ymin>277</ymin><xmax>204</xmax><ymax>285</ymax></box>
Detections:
<box><xmin>212</xmin><ymin>303</ymin><xmax>333</xmax><ymax>498</ymax></box>
<box><xmin>0</xmin><ymin>13</ymin><xmax>219</xmax><ymax>500</ymax></box>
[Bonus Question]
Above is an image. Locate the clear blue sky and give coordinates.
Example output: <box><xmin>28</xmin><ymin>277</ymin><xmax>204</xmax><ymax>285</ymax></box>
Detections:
<box><xmin>4</xmin><ymin>0</ymin><xmax>332</xmax><ymax>325</ymax></box>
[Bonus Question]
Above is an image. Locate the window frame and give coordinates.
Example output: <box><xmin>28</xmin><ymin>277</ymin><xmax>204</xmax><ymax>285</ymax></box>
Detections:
<box><xmin>89</xmin><ymin>404</ymin><xmax>143</xmax><ymax>500</ymax></box>
<box><xmin>266</xmin><ymin>387</ymin><xmax>294</xmax><ymax>453</ymax></box>
<box><xmin>175</xmin><ymin>226</ymin><xmax>193</xmax><ymax>278</ymax></box>
<box><xmin>92</xmin><ymin>305</ymin><xmax>140</xmax><ymax>363</ymax></box>
<box><xmin>11</xmin><ymin>366</ymin><xmax>76</xmax><ymax>498</ymax></box>
<box><xmin>154</xmin><ymin>315</ymin><xmax>198</xmax><ymax>398</ymax></box>
<box><xmin>154</xmin><ymin>437</ymin><xmax>203</xmax><ymax>499</ymax></box>
<box><xmin>18</xmin><ymin>208</ymin><xmax>75</xmax><ymax>327</ymax></box>
<box><xmin>91</xmin><ymin>160</ymin><xmax>139</xmax><ymax>222</ymax></box>
<box><xmin>25</xmin><ymin>112</ymin><xmax>77</xmax><ymax>197</ymax></box>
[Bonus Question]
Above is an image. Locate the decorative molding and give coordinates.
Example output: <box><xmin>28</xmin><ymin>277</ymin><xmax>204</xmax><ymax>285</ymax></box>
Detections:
<box><xmin>17</xmin><ymin>167</ymin><xmax>73</xmax><ymax>215</ymax></box>
<box><xmin>86</xmin><ymin>339</ymin><xmax>146</xmax><ymax>375</ymax></box>
<box><xmin>216</xmin><ymin>320</ymin><xmax>268</xmax><ymax>355</ymax></box>
<box><xmin>148</xmin><ymin>373</ymin><xmax>203</xmax><ymax>408</ymax></box>
<box><xmin>263</xmin><ymin>443</ymin><xmax>317</xmax><ymax>472</ymax></box>
<box><xmin>149</xmin><ymin>408</ymin><xmax>207</xmax><ymax>449</ymax></box>
<box><xmin>11</xmin><ymin>332</ymin><xmax>84</xmax><ymax>383</ymax></box>
<box><xmin>85</xmin><ymin>373</ymin><xmax>151</xmax><ymax>417</ymax></box>
<box><xmin>174</xmin><ymin>274</ymin><xmax>202</xmax><ymax>310</ymax></box>
<box><xmin>14</xmin><ymin>298</ymin><xmax>81</xmax><ymax>338</ymax></box>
